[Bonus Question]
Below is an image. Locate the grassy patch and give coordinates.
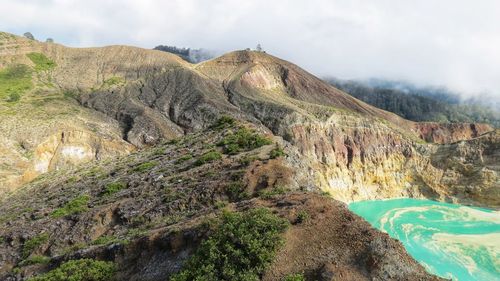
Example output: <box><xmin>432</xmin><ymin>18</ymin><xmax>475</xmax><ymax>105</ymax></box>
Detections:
<box><xmin>22</xmin><ymin>233</ymin><xmax>49</xmax><ymax>258</ymax></box>
<box><xmin>269</xmin><ymin>145</ymin><xmax>286</xmax><ymax>159</ymax></box>
<box><xmin>102</xmin><ymin>182</ymin><xmax>126</xmax><ymax>196</ymax></box>
<box><xmin>91</xmin><ymin>235</ymin><xmax>127</xmax><ymax>246</ymax></box>
<box><xmin>218</xmin><ymin>127</ymin><xmax>272</xmax><ymax>155</ymax></box>
<box><xmin>0</xmin><ymin>64</ymin><xmax>33</xmax><ymax>100</ymax></box>
<box><xmin>195</xmin><ymin>150</ymin><xmax>222</xmax><ymax>166</ymax></box>
<box><xmin>51</xmin><ymin>195</ymin><xmax>90</xmax><ymax>218</ymax></box>
<box><xmin>170</xmin><ymin>208</ymin><xmax>289</xmax><ymax>281</ymax></box>
<box><xmin>285</xmin><ymin>273</ymin><xmax>306</xmax><ymax>281</ymax></box>
<box><xmin>102</xmin><ymin>76</ymin><xmax>125</xmax><ymax>87</ymax></box>
<box><xmin>19</xmin><ymin>255</ymin><xmax>50</xmax><ymax>267</ymax></box>
<box><xmin>176</xmin><ymin>153</ymin><xmax>193</xmax><ymax>164</ymax></box>
<box><xmin>133</xmin><ymin>161</ymin><xmax>157</xmax><ymax>172</ymax></box>
<box><xmin>296</xmin><ymin>210</ymin><xmax>310</xmax><ymax>224</ymax></box>
<box><xmin>27</xmin><ymin>259</ymin><xmax>116</xmax><ymax>281</ymax></box>
<box><xmin>211</xmin><ymin>115</ymin><xmax>236</xmax><ymax>130</ymax></box>
<box><xmin>226</xmin><ymin>181</ymin><xmax>249</xmax><ymax>201</ymax></box>
<box><xmin>258</xmin><ymin>185</ymin><xmax>288</xmax><ymax>199</ymax></box>
<box><xmin>26</xmin><ymin>52</ymin><xmax>56</xmax><ymax>72</ymax></box>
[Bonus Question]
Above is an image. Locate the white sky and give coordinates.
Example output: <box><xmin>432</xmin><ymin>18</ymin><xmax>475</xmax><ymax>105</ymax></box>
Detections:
<box><xmin>1</xmin><ymin>0</ymin><xmax>500</xmax><ymax>98</ymax></box>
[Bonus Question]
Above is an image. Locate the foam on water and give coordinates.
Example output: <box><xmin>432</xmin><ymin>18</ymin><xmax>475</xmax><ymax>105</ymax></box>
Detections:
<box><xmin>349</xmin><ymin>198</ymin><xmax>500</xmax><ymax>281</ymax></box>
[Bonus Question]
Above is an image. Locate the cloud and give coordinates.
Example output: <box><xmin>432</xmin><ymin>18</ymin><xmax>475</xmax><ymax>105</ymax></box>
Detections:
<box><xmin>1</xmin><ymin>0</ymin><xmax>500</xmax><ymax>97</ymax></box>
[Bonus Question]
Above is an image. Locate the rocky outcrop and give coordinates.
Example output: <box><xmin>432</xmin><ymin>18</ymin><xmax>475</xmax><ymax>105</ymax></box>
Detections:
<box><xmin>414</xmin><ymin>122</ymin><xmax>493</xmax><ymax>144</ymax></box>
<box><xmin>21</xmin><ymin>130</ymin><xmax>134</xmax><ymax>184</ymax></box>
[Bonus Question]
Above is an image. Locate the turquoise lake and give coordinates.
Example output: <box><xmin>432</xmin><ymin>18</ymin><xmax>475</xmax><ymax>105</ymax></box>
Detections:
<box><xmin>348</xmin><ymin>198</ymin><xmax>500</xmax><ymax>281</ymax></box>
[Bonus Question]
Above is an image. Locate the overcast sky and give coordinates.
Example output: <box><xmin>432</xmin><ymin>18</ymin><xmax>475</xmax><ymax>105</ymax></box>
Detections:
<box><xmin>2</xmin><ymin>0</ymin><xmax>500</xmax><ymax>98</ymax></box>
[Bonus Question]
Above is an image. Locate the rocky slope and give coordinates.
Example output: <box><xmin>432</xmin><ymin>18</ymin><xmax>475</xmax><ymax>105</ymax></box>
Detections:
<box><xmin>0</xmin><ymin>122</ymin><xmax>443</xmax><ymax>280</ymax></box>
<box><xmin>0</xmin><ymin>31</ymin><xmax>498</xmax><ymax>280</ymax></box>
<box><xmin>1</xmin><ymin>32</ymin><xmax>496</xmax><ymax>207</ymax></box>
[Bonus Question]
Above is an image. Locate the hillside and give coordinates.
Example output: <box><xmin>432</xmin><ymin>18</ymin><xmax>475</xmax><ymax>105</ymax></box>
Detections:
<box><xmin>0</xmin><ymin>120</ymin><xmax>443</xmax><ymax>280</ymax></box>
<box><xmin>327</xmin><ymin>78</ymin><xmax>500</xmax><ymax>128</ymax></box>
<box><xmin>0</xmin><ymin>31</ymin><xmax>498</xmax><ymax>280</ymax></box>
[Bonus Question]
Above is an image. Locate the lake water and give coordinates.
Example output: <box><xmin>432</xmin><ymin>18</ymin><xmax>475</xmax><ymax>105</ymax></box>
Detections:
<box><xmin>348</xmin><ymin>198</ymin><xmax>500</xmax><ymax>281</ymax></box>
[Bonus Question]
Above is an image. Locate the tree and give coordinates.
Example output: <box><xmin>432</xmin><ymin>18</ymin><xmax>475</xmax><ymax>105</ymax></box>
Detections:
<box><xmin>46</xmin><ymin>38</ymin><xmax>54</xmax><ymax>43</ymax></box>
<box><xmin>23</xmin><ymin>32</ymin><xmax>35</xmax><ymax>40</ymax></box>
<box><xmin>256</xmin><ymin>43</ymin><xmax>262</xmax><ymax>52</ymax></box>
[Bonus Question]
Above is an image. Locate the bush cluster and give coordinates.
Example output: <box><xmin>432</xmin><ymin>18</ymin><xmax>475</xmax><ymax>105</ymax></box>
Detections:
<box><xmin>218</xmin><ymin>128</ymin><xmax>272</xmax><ymax>155</ymax></box>
<box><xmin>27</xmin><ymin>259</ymin><xmax>116</xmax><ymax>281</ymax></box>
<box><xmin>102</xmin><ymin>182</ymin><xmax>126</xmax><ymax>196</ymax></box>
<box><xmin>170</xmin><ymin>208</ymin><xmax>289</xmax><ymax>281</ymax></box>
<box><xmin>22</xmin><ymin>233</ymin><xmax>49</xmax><ymax>258</ymax></box>
<box><xmin>51</xmin><ymin>195</ymin><xmax>90</xmax><ymax>218</ymax></box>
<box><xmin>195</xmin><ymin>150</ymin><xmax>222</xmax><ymax>166</ymax></box>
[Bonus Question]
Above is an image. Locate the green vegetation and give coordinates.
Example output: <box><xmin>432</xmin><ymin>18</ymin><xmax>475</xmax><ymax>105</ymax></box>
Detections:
<box><xmin>102</xmin><ymin>76</ymin><xmax>125</xmax><ymax>87</ymax></box>
<box><xmin>238</xmin><ymin>155</ymin><xmax>259</xmax><ymax>166</ymax></box>
<box><xmin>218</xmin><ymin>127</ymin><xmax>272</xmax><ymax>155</ymax></box>
<box><xmin>27</xmin><ymin>259</ymin><xmax>116</xmax><ymax>281</ymax></box>
<box><xmin>51</xmin><ymin>195</ymin><xmax>90</xmax><ymax>218</ymax></box>
<box><xmin>211</xmin><ymin>115</ymin><xmax>236</xmax><ymax>130</ymax></box>
<box><xmin>258</xmin><ymin>185</ymin><xmax>288</xmax><ymax>199</ymax></box>
<box><xmin>285</xmin><ymin>273</ymin><xmax>306</xmax><ymax>281</ymax></box>
<box><xmin>296</xmin><ymin>210</ymin><xmax>310</xmax><ymax>224</ymax></box>
<box><xmin>26</xmin><ymin>52</ymin><xmax>56</xmax><ymax>72</ymax></box>
<box><xmin>330</xmin><ymin>79</ymin><xmax>500</xmax><ymax>128</ymax></box>
<box><xmin>19</xmin><ymin>255</ymin><xmax>51</xmax><ymax>266</ymax></box>
<box><xmin>133</xmin><ymin>161</ymin><xmax>157</xmax><ymax>172</ymax></box>
<box><xmin>102</xmin><ymin>182</ymin><xmax>126</xmax><ymax>196</ymax></box>
<box><xmin>226</xmin><ymin>181</ymin><xmax>249</xmax><ymax>201</ymax></box>
<box><xmin>176</xmin><ymin>153</ymin><xmax>193</xmax><ymax>163</ymax></box>
<box><xmin>195</xmin><ymin>150</ymin><xmax>222</xmax><ymax>166</ymax></box>
<box><xmin>7</xmin><ymin>92</ymin><xmax>21</xmax><ymax>102</ymax></box>
<box><xmin>22</xmin><ymin>233</ymin><xmax>49</xmax><ymax>258</ymax></box>
<box><xmin>269</xmin><ymin>145</ymin><xmax>286</xmax><ymax>159</ymax></box>
<box><xmin>0</xmin><ymin>64</ymin><xmax>33</xmax><ymax>100</ymax></box>
<box><xmin>92</xmin><ymin>235</ymin><xmax>126</xmax><ymax>246</ymax></box>
<box><xmin>170</xmin><ymin>208</ymin><xmax>289</xmax><ymax>281</ymax></box>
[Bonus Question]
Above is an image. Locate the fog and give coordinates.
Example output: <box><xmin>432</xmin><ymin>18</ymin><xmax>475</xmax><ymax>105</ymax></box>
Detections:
<box><xmin>1</xmin><ymin>0</ymin><xmax>499</xmax><ymax>98</ymax></box>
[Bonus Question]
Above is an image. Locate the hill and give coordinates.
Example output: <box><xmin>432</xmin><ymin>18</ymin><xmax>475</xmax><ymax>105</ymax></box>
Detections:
<box><xmin>326</xmin><ymin>78</ymin><xmax>500</xmax><ymax>127</ymax></box>
<box><xmin>0</xmin><ymin>31</ymin><xmax>497</xmax><ymax>280</ymax></box>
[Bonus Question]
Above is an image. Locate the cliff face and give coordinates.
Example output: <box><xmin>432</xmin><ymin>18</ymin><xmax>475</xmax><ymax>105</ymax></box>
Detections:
<box><xmin>284</xmin><ymin>116</ymin><xmax>499</xmax><ymax>207</ymax></box>
<box><xmin>414</xmin><ymin>122</ymin><xmax>493</xmax><ymax>144</ymax></box>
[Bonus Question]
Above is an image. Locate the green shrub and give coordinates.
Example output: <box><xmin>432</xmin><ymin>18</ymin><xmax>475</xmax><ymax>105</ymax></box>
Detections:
<box><xmin>176</xmin><ymin>154</ymin><xmax>193</xmax><ymax>163</ymax></box>
<box><xmin>238</xmin><ymin>155</ymin><xmax>259</xmax><ymax>166</ymax></box>
<box><xmin>296</xmin><ymin>210</ymin><xmax>310</xmax><ymax>224</ymax></box>
<box><xmin>102</xmin><ymin>182</ymin><xmax>126</xmax><ymax>196</ymax></box>
<box><xmin>133</xmin><ymin>161</ymin><xmax>157</xmax><ymax>172</ymax></box>
<box><xmin>102</xmin><ymin>76</ymin><xmax>124</xmax><ymax>87</ymax></box>
<box><xmin>91</xmin><ymin>235</ymin><xmax>126</xmax><ymax>246</ymax></box>
<box><xmin>285</xmin><ymin>273</ymin><xmax>306</xmax><ymax>281</ymax></box>
<box><xmin>27</xmin><ymin>259</ymin><xmax>116</xmax><ymax>281</ymax></box>
<box><xmin>211</xmin><ymin>115</ymin><xmax>236</xmax><ymax>130</ymax></box>
<box><xmin>269</xmin><ymin>145</ymin><xmax>286</xmax><ymax>159</ymax></box>
<box><xmin>170</xmin><ymin>208</ymin><xmax>289</xmax><ymax>281</ymax></box>
<box><xmin>19</xmin><ymin>255</ymin><xmax>50</xmax><ymax>266</ymax></box>
<box><xmin>51</xmin><ymin>195</ymin><xmax>90</xmax><ymax>218</ymax></box>
<box><xmin>218</xmin><ymin>127</ymin><xmax>272</xmax><ymax>155</ymax></box>
<box><xmin>26</xmin><ymin>52</ymin><xmax>56</xmax><ymax>72</ymax></box>
<box><xmin>22</xmin><ymin>233</ymin><xmax>49</xmax><ymax>258</ymax></box>
<box><xmin>226</xmin><ymin>181</ymin><xmax>249</xmax><ymax>201</ymax></box>
<box><xmin>195</xmin><ymin>150</ymin><xmax>222</xmax><ymax>166</ymax></box>
<box><xmin>258</xmin><ymin>185</ymin><xmax>288</xmax><ymax>199</ymax></box>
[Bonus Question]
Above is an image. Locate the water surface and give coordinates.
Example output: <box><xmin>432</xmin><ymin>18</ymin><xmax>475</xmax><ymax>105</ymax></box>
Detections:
<box><xmin>349</xmin><ymin>198</ymin><xmax>500</xmax><ymax>281</ymax></box>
